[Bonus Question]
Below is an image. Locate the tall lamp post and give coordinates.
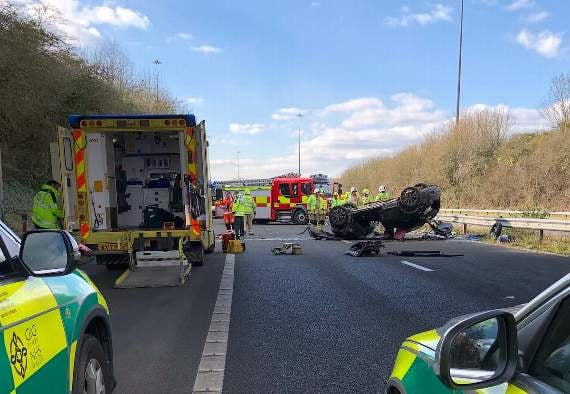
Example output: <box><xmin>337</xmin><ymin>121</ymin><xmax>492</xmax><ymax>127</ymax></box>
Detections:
<box><xmin>153</xmin><ymin>59</ymin><xmax>162</xmax><ymax>108</ymax></box>
<box><xmin>455</xmin><ymin>0</ymin><xmax>464</xmax><ymax>124</ymax></box>
<box><xmin>297</xmin><ymin>113</ymin><xmax>303</xmax><ymax>176</ymax></box>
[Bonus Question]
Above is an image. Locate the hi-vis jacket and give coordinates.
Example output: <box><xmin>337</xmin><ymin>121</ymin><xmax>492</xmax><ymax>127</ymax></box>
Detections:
<box><xmin>31</xmin><ymin>184</ymin><xmax>63</xmax><ymax>229</ymax></box>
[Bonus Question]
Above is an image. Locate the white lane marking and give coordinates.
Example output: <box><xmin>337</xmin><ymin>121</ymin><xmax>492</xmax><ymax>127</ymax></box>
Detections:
<box><xmin>401</xmin><ymin>260</ymin><xmax>434</xmax><ymax>272</ymax></box>
<box><xmin>192</xmin><ymin>253</ymin><xmax>235</xmax><ymax>393</ymax></box>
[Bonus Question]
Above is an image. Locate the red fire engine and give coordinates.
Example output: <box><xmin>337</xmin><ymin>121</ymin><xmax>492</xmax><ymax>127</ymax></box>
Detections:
<box><xmin>219</xmin><ymin>176</ymin><xmax>315</xmax><ymax>224</ymax></box>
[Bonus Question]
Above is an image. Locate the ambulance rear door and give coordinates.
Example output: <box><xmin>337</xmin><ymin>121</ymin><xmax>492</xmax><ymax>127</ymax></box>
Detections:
<box><xmin>57</xmin><ymin>126</ymin><xmax>79</xmax><ymax>231</ymax></box>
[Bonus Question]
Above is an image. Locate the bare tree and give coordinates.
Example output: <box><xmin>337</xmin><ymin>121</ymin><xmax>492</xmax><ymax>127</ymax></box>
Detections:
<box><xmin>543</xmin><ymin>73</ymin><xmax>570</xmax><ymax>132</ymax></box>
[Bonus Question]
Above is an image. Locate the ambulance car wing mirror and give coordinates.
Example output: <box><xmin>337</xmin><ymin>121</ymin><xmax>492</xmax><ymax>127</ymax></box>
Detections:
<box><xmin>19</xmin><ymin>230</ymin><xmax>79</xmax><ymax>276</ymax></box>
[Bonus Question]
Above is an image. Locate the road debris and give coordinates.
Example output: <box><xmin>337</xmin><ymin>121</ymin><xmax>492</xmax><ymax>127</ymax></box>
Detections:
<box><xmin>272</xmin><ymin>243</ymin><xmax>303</xmax><ymax>255</ymax></box>
<box><xmin>345</xmin><ymin>241</ymin><xmax>385</xmax><ymax>257</ymax></box>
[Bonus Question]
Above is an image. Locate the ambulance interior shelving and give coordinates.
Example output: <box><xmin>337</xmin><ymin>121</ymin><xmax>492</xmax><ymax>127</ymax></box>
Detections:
<box><xmin>98</xmin><ymin>131</ymin><xmax>185</xmax><ymax>230</ymax></box>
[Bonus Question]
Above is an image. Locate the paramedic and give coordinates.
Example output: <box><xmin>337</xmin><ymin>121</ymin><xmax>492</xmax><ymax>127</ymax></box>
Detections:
<box><xmin>31</xmin><ymin>180</ymin><xmax>64</xmax><ymax>229</ymax></box>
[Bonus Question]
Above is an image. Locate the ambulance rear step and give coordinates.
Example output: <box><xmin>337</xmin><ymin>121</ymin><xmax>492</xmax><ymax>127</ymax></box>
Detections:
<box><xmin>114</xmin><ymin>250</ymin><xmax>191</xmax><ymax>288</ymax></box>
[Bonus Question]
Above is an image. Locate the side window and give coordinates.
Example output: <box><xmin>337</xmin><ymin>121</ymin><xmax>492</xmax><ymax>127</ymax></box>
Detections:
<box><xmin>301</xmin><ymin>183</ymin><xmax>312</xmax><ymax>195</ymax></box>
<box><xmin>291</xmin><ymin>183</ymin><xmax>299</xmax><ymax>197</ymax></box>
<box><xmin>529</xmin><ymin>296</ymin><xmax>570</xmax><ymax>393</ymax></box>
<box><xmin>279</xmin><ymin>183</ymin><xmax>290</xmax><ymax>197</ymax></box>
<box><xmin>0</xmin><ymin>222</ymin><xmax>20</xmax><ymax>258</ymax></box>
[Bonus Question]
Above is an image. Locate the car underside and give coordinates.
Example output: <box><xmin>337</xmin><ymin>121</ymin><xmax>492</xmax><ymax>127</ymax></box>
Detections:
<box><xmin>328</xmin><ymin>184</ymin><xmax>442</xmax><ymax>239</ymax></box>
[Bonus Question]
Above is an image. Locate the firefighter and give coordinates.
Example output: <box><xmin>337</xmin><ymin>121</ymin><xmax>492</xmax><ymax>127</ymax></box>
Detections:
<box><xmin>317</xmin><ymin>189</ymin><xmax>327</xmax><ymax>227</ymax></box>
<box><xmin>331</xmin><ymin>192</ymin><xmax>342</xmax><ymax>207</ymax></box>
<box><xmin>31</xmin><ymin>180</ymin><xmax>64</xmax><ymax>229</ymax></box>
<box><xmin>348</xmin><ymin>187</ymin><xmax>359</xmax><ymax>206</ymax></box>
<box><xmin>232</xmin><ymin>193</ymin><xmax>246</xmax><ymax>239</ymax></box>
<box><xmin>360</xmin><ymin>189</ymin><xmax>371</xmax><ymax>206</ymax></box>
<box><xmin>375</xmin><ymin>185</ymin><xmax>391</xmax><ymax>202</ymax></box>
<box><xmin>242</xmin><ymin>189</ymin><xmax>256</xmax><ymax>235</ymax></box>
<box><xmin>307</xmin><ymin>188</ymin><xmax>319</xmax><ymax>225</ymax></box>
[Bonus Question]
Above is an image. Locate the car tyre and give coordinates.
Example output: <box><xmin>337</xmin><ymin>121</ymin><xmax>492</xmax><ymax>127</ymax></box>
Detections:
<box><xmin>72</xmin><ymin>334</ymin><xmax>112</xmax><ymax>394</ymax></box>
<box><xmin>398</xmin><ymin>186</ymin><xmax>421</xmax><ymax>212</ymax></box>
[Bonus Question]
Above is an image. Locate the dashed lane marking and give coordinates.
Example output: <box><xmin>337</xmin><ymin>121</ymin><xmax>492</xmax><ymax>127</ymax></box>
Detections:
<box><xmin>401</xmin><ymin>260</ymin><xmax>434</xmax><ymax>272</ymax></box>
<box><xmin>192</xmin><ymin>253</ymin><xmax>235</xmax><ymax>393</ymax></box>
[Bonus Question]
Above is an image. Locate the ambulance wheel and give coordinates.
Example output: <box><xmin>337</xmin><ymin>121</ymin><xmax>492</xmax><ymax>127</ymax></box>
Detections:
<box><xmin>293</xmin><ymin>209</ymin><xmax>308</xmax><ymax>225</ymax></box>
<box><xmin>72</xmin><ymin>335</ymin><xmax>112</xmax><ymax>394</ymax></box>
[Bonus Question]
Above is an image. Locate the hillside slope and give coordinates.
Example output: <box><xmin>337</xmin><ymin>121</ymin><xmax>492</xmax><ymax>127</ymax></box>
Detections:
<box><xmin>339</xmin><ymin>110</ymin><xmax>570</xmax><ymax>211</ymax></box>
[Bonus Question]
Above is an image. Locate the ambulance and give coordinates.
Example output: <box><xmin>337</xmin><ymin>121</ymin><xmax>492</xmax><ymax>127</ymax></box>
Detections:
<box><xmin>51</xmin><ymin>114</ymin><xmax>215</xmax><ymax>287</ymax></box>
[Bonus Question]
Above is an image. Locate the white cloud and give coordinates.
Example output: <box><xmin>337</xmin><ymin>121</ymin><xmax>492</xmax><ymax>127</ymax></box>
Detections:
<box><xmin>272</xmin><ymin>107</ymin><xmax>307</xmax><ymax>121</ymax></box>
<box><xmin>210</xmin><ymin>95</ymin><xmax>549</xmax><ymax>180</ymax></box>
<box><xmin>229</xmin><ymin>123</ymin><xmax>265</xmax><ymax>135</ymax></box>
<box><xmin>184</xmin><ymin>97</ymin><xmax>204</xmax><ymax>105</ymax></box>
<box><xmin>468</xmin><ymin>104</ymin><xmax>548</xmax><ymax>132</ymax></box>
<box><xmin>10</xmin><ymin>0</ymin><xmax>150</xmax><ymax>46</ymax></box>
<box><xmin>323</xmin><ymin>94</ymin><xmax>446</xmax><ymax>130</ymax></box>
<box><xmin>81</xmin><ymin>6</ymin><xmax>149</xmax><ymax>28</ymax></box>
<box><xmin>526</xmin><ymin>10</ymin><xmax>549</xmax><ymax>23</ymax></box>
<box><xmin>506</xmin><ymin>0</ymin><xmax>534</xmax><ymax>11</ymax></box>
<box><xmin>176</xmin><ymin>32</ymin><xmax>193</xmax><ymax>40</ymax></box>
<box><xmin>167</xmin><ymin>32</ymin><xmax>193</xmax><ymax>43</ymax></box>
<box><xmin>384</xmin><ymin>4</ymin><xmax>453</xmax><ymax>27</ymax></box>
<box><xmin>516</xmin><ymin>28</ymin><xmax>563</xmax><ymax>58</ymax></box>
<box><xmin>191</xmin><ymin>45</ymin><xmax>221</xmax><ymax>54</ymax></box>
<box><xmin>310</xmin><ymin>1</ymin><xmax>320</xmax><ymax>7</ymax></box>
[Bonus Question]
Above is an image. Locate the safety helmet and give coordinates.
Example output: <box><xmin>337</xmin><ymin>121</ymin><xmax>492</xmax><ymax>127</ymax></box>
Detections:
<box><xmin>379</xmin><ymin>185</ymin><xmax>386</xmax><ymax>192</ymax></box>
<box><xmin>245</xmin><ymin>188</ymin><xmax>251</xmax><ymax>195</ymax></box>
<box><xmin>350</xmin><ymin>186</ymin><xmax>357</xmax><ymax>193</ymax></box>
<box><xmin>363</xmin><ymin>188</ymin><xmax>369</xmax><ymax>195</ymax></box>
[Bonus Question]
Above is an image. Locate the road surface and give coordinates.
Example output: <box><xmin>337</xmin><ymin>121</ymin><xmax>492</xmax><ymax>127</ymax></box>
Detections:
<box><xmin>82</xmin><ymin>221</ymin><xmax>570</xmax><ymax>393</ymax></box>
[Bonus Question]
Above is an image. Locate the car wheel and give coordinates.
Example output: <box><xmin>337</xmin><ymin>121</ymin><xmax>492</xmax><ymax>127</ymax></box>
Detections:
<box><xmin>329</xmin><ymin>205</ymin><xmax>351</xmax><ymax>228</ymax></box>
<box><xmin>293</xmin><ymin>209</ymin><xmax>308</xmax><ymax>225</ymax></box>
<box><xmin>399</xmin><ymin>186</ymin><xmax>421</xmax><ymax>212</ymax></box>
<box><xmin>72</xmin><ymin>334</ymin><xmax>112</xmax><ymax>394</ymax></box>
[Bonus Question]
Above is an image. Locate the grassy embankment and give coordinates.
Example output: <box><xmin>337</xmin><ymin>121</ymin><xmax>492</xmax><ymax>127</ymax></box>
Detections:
<box><xmin>339</xmin><ymin>109</ymin><xmax>570</xmax><ymax>255</ymax></box>
<box><xmin>0</xmin><ymin>4</ymin><xmax>179</xmax><ymax>231</ymax></box>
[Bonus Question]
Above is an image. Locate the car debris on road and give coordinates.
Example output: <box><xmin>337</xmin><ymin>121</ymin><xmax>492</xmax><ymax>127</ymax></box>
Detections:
<box><xmin>344</xmin><ymin>241</ymin><xmax>385</xmax><ymax>257</ymax></box>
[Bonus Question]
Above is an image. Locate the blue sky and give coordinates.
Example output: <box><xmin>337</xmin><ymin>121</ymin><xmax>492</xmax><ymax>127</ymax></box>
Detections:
<box><xmin>14</xmin><ymin>0</ymin><xmax>570</xmax><ymax>180</ymax></box>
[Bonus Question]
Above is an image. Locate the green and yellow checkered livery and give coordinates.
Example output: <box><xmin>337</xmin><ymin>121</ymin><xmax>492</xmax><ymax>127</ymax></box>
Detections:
<box><xmin>0</xmin><ymin>270</ymin><xmax>108</xmax><ymax>393</ymax></box>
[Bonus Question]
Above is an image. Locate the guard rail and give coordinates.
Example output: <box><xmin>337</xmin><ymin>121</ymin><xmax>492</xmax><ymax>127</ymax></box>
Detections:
<box><xmin>436</xmin><ymin>209</ymin><xmax>570</xmax><ymax>241</ymax></box>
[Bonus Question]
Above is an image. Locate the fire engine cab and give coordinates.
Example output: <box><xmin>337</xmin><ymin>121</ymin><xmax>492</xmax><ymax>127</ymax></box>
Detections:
<box><xmin>220</xmin><ymin>177</ymin><xmax>314</xmax><ymax>224</ymax></box>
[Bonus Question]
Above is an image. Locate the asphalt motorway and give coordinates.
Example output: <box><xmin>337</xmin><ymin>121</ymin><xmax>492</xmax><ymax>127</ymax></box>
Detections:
<box><xmin>83</xmin><ymin>221</ymin><xmax>570</xmax><ymax>393</ymax></box>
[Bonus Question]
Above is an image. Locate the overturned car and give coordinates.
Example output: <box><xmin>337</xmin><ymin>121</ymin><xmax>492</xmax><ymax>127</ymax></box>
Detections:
<box><xmin>328</xmin><ymin>184</ymin><xmax>442</xmax><ymax>239</ymax></box>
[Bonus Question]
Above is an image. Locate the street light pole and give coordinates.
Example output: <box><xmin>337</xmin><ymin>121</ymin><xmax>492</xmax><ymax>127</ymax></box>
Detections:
<box><xmin>455</xmin><ymin>0</ymin><xmax>464</xmax><ymax>124</ymax></box>
<box><xmin>153</xmin><ymin>59</ymin><xmax>162</xmax><ymax>109</ymax></box>
<box><xmin>297</xmin><ymin>113</ymin><xmax>303</xmax><ymax>176</ymax></box>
